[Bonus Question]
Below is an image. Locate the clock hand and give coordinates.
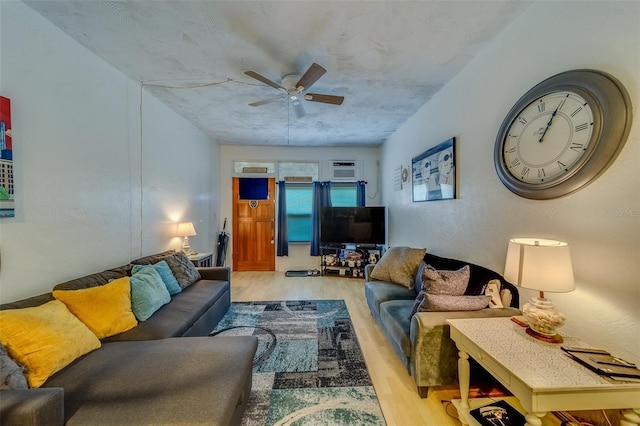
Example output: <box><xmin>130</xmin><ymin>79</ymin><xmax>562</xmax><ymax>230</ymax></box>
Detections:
<box><xmin>539</xmin><ymin>104</ymin><xmax>561</xmax><ymax>143</ymax></box>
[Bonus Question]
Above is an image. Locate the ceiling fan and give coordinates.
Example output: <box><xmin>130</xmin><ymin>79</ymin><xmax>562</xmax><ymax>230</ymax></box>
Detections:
<box><xmin>244</xmin><ymin>63</ymin><xmax>344</xmax><ymax>118</ymax></box>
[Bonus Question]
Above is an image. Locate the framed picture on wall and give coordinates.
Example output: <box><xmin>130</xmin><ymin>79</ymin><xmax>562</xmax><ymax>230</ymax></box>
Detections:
<box><xmin>0</xmin><ymin>96</ymin><xmax>14</xmax><ymax>218</ymax></box>
<box><xmin>412</xmin><ymin>137</ymin><xmax>456</xmax><ymax>202</ymax></box>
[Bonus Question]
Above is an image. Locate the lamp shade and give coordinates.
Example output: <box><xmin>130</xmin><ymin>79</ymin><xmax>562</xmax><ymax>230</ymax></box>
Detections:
<box><xmin>176</xmin><ymin>222</ymin><xmax>197</xmax><ymax>237</ymax></box>
<box><xmin>504</xmin><ymin>238</ymin><xmax>575</xmax><ymax>293</ymax></box>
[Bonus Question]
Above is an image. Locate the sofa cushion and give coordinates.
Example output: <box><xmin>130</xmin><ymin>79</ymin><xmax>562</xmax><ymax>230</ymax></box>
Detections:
<box><xmin>0</xmin><ymin>343</ymin><xmax>28</xmax><ymax>390</ymax></box>
<box><xmin>129</xmin><ymin>265</ymin><xmax>171</xmax><ymax>321</ymax></box>
<box><xmin>421</xmin><ymin>264</ymin><xmax>470</xmax><ymax>295</ymax></box>
<box><xmin>370</xmin><ymin>246</ymin><xmax>426</xmax><ymax>289</ymax></box>
<box><xmin>365</xmin><ymin>281</ymin><xmax>416</xmax><ymax>321</ymax></box>
<box><xmin>0</xmin><ymin>300</ymin><xmax>101</xmax><ymax>388</ymax></box>
<box><xmin>130</xmin><ymin>250</ymin><xmax>176</xmax><ymax>266</ymax></box>
<box><xmin>52</xmin><ymin>265</ymin><xmax>130</xmax><ymax>291</ymax></box>
<box><xmin>44</xmin><ymin>336</ymin><xmax>258</xmax><ymax>425</ymax></box>
<box><xmin>53</xmin><ymin>277</ymin><xmax>138</xmax><ymax>339</ymax></box>
<box><xmin>132</xmin><ymin>260</ymin><xmax>181</xmax><ymax>296</ymax></box>
<box><xmin>102</xmin><ymin>279</ymin><xmax>229</xmax><ymax>341</ymax></box>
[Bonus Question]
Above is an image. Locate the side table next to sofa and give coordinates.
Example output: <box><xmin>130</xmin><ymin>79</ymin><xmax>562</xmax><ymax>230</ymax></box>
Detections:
<box><xmin>447</xmin><ymin>317</ymin><xmax>640</xmax><ymax>426</ymax></box>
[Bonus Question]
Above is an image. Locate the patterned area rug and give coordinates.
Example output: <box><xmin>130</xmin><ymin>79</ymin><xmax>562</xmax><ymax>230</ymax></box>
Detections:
<box><xmin>211</xmin><ymin>300</ymin><xmax>386</xmax><ymax>426</ymax></box>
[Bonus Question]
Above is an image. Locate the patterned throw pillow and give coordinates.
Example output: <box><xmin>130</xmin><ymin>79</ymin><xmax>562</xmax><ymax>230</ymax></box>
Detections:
<box><xmin>421</xmin><ymin>294</ymin><xmax>491</xmax><ymax>312</ymax></box>
<box><xmin>162</xmin><ymin>251</ymin><xmax>202</xmax><ymax>289</ymax></box>
<box><xmin>409</xmin><ymin>264</ymin><xmax>487</xmax><ymax>318</ymax></box>
<box><xmin>421</xmin><ymin>264</ymin><xmax>470</xmax><ymax>295</ymax></box>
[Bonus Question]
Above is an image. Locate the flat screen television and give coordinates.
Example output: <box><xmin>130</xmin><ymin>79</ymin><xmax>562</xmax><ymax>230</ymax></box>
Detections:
<box><xmin>320</xmin><ymin>206</ymin><xmax>386</xmax><ymax>246</ymax></box>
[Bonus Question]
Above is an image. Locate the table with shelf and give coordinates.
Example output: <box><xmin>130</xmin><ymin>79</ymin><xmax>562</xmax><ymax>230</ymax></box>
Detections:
<box><xmin>320</xmin><ymin>244</ymin><xmax>384</xmax><ymax>278</ymax></box>
<box><xmin>187</xmin><ymin>252</ymin><xmax>213</xmax><ymax>267</ymax></box>
<box><xmin>447</xmin><ymin>317</ymin><xmax>640</xmax><ymax>426</ymax></box>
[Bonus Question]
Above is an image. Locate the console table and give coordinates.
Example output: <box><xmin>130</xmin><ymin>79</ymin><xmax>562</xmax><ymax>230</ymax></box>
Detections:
<box><xmin>187</xmin><ymin>252</ymin><xmax>213</xmax><ymax>267</ymax></box>
<box><xmin>447</xmin><ymin>317</ymin><xmax>640</xmax><ymax>426</ymax></box>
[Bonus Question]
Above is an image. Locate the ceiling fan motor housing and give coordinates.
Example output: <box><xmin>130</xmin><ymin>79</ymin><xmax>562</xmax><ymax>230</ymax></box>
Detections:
<box><xmin>282</xmin><ymin>74</ymin><xmax>302</xmax><ymax>93</ymax></box>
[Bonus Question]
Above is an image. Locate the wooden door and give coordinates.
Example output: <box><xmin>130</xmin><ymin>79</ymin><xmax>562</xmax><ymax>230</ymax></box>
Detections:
<box><xmin>232</xmin><ymin>177</ymin><xmax>276</xmax><ymax>271</ymax></box>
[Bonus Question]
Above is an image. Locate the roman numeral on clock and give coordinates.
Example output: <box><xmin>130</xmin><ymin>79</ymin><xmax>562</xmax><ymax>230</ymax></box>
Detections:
<box><xmin>570</xmin><ymin>143</ymin><xmax>584</xmax><ymax>152</ymax></box>
<box><xmin>575</xmin><ymin>123</ymin><xmax>590</xmax><ymax>132</ymax></box>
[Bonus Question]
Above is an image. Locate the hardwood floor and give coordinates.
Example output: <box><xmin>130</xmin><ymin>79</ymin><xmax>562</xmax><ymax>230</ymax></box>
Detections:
<box><xmin>231</xmin><ymin>271</ymin><xmax>463</xmax><ymax>426</ymax></box>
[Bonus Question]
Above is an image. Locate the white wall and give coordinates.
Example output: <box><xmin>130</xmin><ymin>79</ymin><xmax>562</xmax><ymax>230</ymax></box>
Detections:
<box><xmin>382</xmin><ymin>1</ymin><xmax>640</xmax><ymax>363</ymax></box>
<box><xmin>0</xmin><ymin>2</ymin><xmax>219</xmax><ymax>303</ymax></box>
<box><xmin>219</xmin><ymin>145</ymin><xmax>381</xmax><ymax>271</ymax></box>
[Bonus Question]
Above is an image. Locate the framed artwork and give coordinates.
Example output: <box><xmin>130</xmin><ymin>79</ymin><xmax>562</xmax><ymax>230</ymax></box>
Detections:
<box><xmin>412</xmin><ymin>137</ymin><xmax>456</xmax><ymax>202</ymax></box>
<box><xmin>0</xmin><ymin>96</ymin><xmax>13</xmax><ymax>218</ymax></box>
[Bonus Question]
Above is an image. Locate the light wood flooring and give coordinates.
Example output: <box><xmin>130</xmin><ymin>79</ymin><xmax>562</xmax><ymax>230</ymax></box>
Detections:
<box><xmin>231</xmin><ymin>271</ymin><xmax>463</xmax><ymax>426</ymax></box>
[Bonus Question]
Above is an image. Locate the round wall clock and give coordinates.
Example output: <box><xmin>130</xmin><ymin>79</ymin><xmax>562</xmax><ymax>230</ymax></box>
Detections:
<box><xmin>494</xmin><ymin>69</ymin><xmax>632</xmax><ymax>200</ymax></box>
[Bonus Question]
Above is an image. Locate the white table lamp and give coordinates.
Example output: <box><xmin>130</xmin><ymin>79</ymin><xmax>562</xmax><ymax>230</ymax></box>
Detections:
<box><xmin>177</xmin><ymin>222</ymin><xmax>197</xmax><ymax>254</ymax></box>
<box><xmin>504</xmin><ymin>238</ymin><xmax>575</xmax><ymax>343</ymax></box>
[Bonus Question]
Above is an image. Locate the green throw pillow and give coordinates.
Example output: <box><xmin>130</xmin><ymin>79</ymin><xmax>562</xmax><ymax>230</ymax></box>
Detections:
<box><xmin>132</xmin><ymin>260</ymin><xmax>181</xmax><ymax>296</ymax></box>
<box><xmin>129</xmin><ymin>265</ymin><xmax>171</xmax><ymax>321</ymax></box>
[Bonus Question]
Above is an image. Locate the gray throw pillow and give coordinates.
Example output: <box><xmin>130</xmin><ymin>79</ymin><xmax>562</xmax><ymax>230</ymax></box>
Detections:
<box><xmin>417</xmin><ymin>293</ymin><xmax>491</xmax><ymax>313</ymax></box>
<box><xmin>162</xmin><ymin>251</ymin><xmax>202</xmax><ymax>289</ymax></box>
<box><xmin>421</xmin><ymin>264</ymin><xmax>470</xmax><ymax>295</ymax></box>
<box><xmin>0</xmin><ymin>344</ymin><xmax>28</xmax><ymax>390</ymax></box>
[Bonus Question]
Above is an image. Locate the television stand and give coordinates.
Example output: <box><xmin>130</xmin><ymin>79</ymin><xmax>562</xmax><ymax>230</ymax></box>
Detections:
<box><xmin>320</xmin><ymin>244</ymin><xmax>385</xmax><ymax>278</ymax></box>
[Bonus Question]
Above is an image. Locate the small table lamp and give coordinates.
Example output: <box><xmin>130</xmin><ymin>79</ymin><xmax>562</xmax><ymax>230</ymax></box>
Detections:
<box><xmin>504</xmin><ymin>238</ymin><xmax>575</xmax><ymax>343</ymax></box>
<box><xmin>177</xmin><ymin>222</ymin><xmax>197</xmax><ymax>254</ymax></box>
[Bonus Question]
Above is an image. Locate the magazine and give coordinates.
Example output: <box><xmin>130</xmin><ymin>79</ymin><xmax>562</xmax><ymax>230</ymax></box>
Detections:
<box><xmin>469</xmin><ymin>400</ymin><xmax>525</xmax><ymax>426</ymax></box>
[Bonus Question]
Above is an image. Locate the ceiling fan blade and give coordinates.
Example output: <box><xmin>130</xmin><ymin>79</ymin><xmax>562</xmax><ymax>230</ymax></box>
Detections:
<box><xmin>304</xmin><ymin>93</ymin><xmax>345</xmax><ymax>105</ymax></box>
<box><xmin>249</xmin><ymin>96</ymin><xmax>285</xmax><ymax>107</ymax></box>
<box><xmin>244</xmin><ymin>71</ymin><xmax>286</xmax><ymax>92</ymax></box>
<box><xmin>295</xmin><ymin>63</ymin><xmax>326</xmax><ymax>91</ymax></box>
<box><xmin>292</xmin><ymin>99</ymin><xmax>306</xmax><ymax>118</ymax></box>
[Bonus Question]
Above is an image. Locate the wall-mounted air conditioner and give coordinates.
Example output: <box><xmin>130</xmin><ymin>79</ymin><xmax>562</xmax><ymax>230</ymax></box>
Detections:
<box><xmin>329</xmin><ymin>160</ymin><xmax>361</xmax><ymax>181</ymax></box>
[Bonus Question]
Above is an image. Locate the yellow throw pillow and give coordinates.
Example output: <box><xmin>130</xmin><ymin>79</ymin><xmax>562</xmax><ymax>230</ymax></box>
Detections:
<box><xmin>370</xmin><ymin>246</ymin><xmax>427</xmax><ymax>289</ymax></box>
<box><xmin>0</xmin><ymin>300</ymin><xmax>101</xmax><ymax>388</ymax></box>
<box><xmin>53</xmin><ymin>276</ymin><xmax>138</xmax><ymax>339</ymax></box>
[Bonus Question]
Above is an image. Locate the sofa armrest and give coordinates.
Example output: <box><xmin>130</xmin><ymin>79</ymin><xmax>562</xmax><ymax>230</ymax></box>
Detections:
<box><xmin>0</xmin><ymin>388</ymin><xmax>64</xmax><ymax>426</ymax></box>
<box><xmin>364</xmin><ymin>264</ymin><xmax>376</xmax><ymax>282</ymax></box>
<box><xmin>409</xmin><ymin>308</ymin><xmax>520</xmax><ymax>388</ymax></box>
<box><xmin>197</xmin><ymin>266</ymin><xmax>230</xmax><ymax>282</ymax></box>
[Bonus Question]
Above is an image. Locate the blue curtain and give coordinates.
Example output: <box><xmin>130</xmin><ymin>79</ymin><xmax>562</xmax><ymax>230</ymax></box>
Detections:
<box><xmin>310</xmin><ymin>181</ymin><xmax>332</xmax><ymax>256</ymax></box>
<box><xmin>276</xmin><ymin>181</ymin><xmax>288</xmax><ymax>256</ymax></box>
<box><xmin>356</xmin><ymin>181</ymin><xmax>366</xmax><ymax>207</ymax></box>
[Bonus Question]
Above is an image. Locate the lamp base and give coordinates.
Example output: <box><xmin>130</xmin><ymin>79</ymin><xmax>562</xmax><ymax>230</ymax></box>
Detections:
<box><xmin>182</xmin><ymin>236</ymin><xmax>190</xmax><ymax>254</ymax></box>
<box><xmin>526</xmin><ymin>327</ymin><xmax>563</xmax><ymax>343</ymax></box>
<box><xmin>522</xmin><ymin>296</ymin><xmax>566</xmax><ymax>342</ymax></box>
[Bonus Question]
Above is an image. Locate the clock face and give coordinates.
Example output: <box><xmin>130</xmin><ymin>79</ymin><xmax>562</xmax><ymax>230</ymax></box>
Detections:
<box><xmin>502</xmin><ymin>91</ymin><xmax>594</xmax><ymax>185</ymax></box>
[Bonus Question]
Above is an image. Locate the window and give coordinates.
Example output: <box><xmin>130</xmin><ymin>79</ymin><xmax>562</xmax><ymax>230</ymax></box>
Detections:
<box><xmin>284</xmin><ymin>182</ymin><xmax>358</xmax><ymax>243</ymax></box>
<box><xmin>286</xmin><ymin>183</ymin><xmax>313</xmax><ymax>242</ymax></box>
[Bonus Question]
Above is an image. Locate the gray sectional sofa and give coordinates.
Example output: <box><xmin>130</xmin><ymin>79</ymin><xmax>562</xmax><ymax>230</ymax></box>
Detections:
<box><xmin>0</xmin><ymin>250</ymin><xmax>257</xmax><ymax>425</ymax></box>
<box><xmin>365</xmin><ymin>250</ymin><xmax>521</xmax><ymax>397</ymax></box>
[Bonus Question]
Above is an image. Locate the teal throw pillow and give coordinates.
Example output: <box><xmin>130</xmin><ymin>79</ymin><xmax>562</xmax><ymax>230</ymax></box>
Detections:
<box><xmin>132</xmin><ymin>261</ymin><xmax>181</xmax><ymax>296</ymax></box>
<box><xmin>129</xmin><ymin>265</ymin><xmax>171</xmax><ymax>321</ymax></box>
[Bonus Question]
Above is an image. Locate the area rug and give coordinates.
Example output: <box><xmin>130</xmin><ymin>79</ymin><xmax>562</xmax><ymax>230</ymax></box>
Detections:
<box><xmin>211</xmin><ymin>300</ymin><xmax>386</xmax><ymax>426</ymax></box>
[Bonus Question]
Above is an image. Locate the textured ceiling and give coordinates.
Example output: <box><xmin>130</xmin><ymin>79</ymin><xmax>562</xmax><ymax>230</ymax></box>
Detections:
<box><xmin>25</xmin><ymin>1</ymin><xmax>532</xmax><ymax>147</ymax></box>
